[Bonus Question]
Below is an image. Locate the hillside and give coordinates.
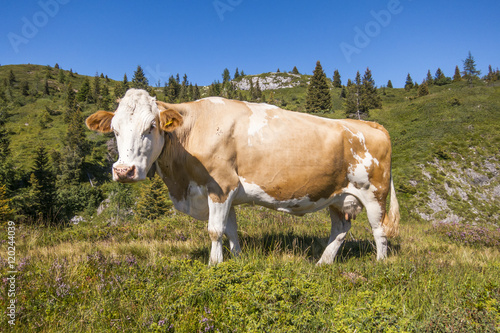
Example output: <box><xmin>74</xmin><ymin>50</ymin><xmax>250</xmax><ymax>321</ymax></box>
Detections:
<box><xmin>1</xmin><ymin>64</ymin><xmax>499</xmax><ymax>332</ymax></box>
<box><xmin>0</xmin><ymin>64</ymin><xmax>499</xmax><ymax>227</ymax></box>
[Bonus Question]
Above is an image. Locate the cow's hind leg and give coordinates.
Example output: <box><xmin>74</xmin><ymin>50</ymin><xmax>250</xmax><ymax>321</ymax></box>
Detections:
<box><xmin>361</xmin><ymin>198</ymin><xmax>388</xmax><ymax>260</ymax></box>
<box><xmin>317</xmin><ymin>206</ymin><xmax>351</xmax><ymax>265</ymax></box>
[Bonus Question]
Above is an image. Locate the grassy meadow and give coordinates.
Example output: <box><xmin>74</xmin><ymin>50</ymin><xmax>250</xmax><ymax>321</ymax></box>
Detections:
<box><xmin>1</xmin><ymin>65</ymin><xmax>499</xmax><ymax>331</ymax></box>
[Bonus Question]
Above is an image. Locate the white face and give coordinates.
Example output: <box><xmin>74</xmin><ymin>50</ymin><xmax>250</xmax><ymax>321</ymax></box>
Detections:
<box><xmin>110</xmin><ymin>91</ymin><xmax>165</xmax><ymax>182</ymax></box>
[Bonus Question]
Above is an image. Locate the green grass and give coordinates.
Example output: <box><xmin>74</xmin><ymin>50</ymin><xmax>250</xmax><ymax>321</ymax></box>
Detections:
<box><xmin>1</xmin><ymin>207</ymin><xmax>499</xmax><ymax>332</ymax></box>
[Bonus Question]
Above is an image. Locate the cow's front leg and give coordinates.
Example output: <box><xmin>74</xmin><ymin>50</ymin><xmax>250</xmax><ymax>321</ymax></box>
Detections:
<box><xmin>207</xmin><ymin>191</ymin><xmax>237</xmax><ymax>265</ymax></box>
<box><xmin>225</xmin><ymin>207</ymin><xmax>241</xmax><ymax>257</ymax></box>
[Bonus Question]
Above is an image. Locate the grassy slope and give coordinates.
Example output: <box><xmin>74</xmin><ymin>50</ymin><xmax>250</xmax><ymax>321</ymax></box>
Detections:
<box><xmin>0</xmin><ymin>64</ymin><xmax>117</xmax><ymax>170</ymax></box>
<box><xmin>1</xmin><ymin>65</ymin><xmax>499</xmax><ymax>332</ymax></box>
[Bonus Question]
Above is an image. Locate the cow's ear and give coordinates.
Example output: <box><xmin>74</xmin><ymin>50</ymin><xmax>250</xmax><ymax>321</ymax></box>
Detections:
<box><xmin>156</xmin><ymin>101</ymin><xmax>183</xmax><ymax>132</ymax></box>
<box><xmin>86</xmin><ymin>111</ymin><xmax>114</xmax><ymax>133</ymax></box>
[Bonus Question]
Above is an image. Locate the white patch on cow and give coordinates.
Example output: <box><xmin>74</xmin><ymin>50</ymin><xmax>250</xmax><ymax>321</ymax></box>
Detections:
<box><xmin>236</xmin><ymin>177</ymin><xmax>350</xmax><ymax>215</ymax></box>
<box><xmin>169</xmin><ymin>181</ymin><xmax>209</xmax><ymax>220</ymax></box>
<box><xmin>246</xmin><ymin>102</ymin><xmax>279</xmax><ymax>146</ymax></box>
<box><xmin>344</xmin><ymin>126</ymin><xmax>380</xmax><ymax>187</ymax></box>
<box><xmin>201</xmin><ymin>97</ymin><xmax>226</xmax><ymax>105</ymax></box>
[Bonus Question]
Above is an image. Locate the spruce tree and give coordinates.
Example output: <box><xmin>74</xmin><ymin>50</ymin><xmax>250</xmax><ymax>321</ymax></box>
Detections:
<box><xmin>76</xmin><ymin>78</ymin><xmax>90</xmax><ymax>102</ymax></box>
<box><xmin>20</xmin><ymin>80</ymin><xmax>30</xmax><ymax>96</ymax></box>
<box><xmin>222</xmin><ymin>68</ymin><xmax>231</xmax><ymax>84</ymax></box>
<box><xmin>345</xmin><ymin>73</ymin><xmax>362</xmax><ymax>118</ymax></box>
<box><xmin>387</xmin><ymin>80</ymin><xmax>393</xmax><ymax>89</ymax></box>
<box><xmin>30</xmin><ymin>145</ymin><xmax>56</xmax><ymax>222</ymax></box>
<box><xmin>292</xmin><ymin>66</ymin><xmax>300</xmax><ymax>75</ymax></box>
<box><xmin>360</xmin><ymin>67</ymin><xmax>381</xmax><ymax>113</ymax></box>
<box><xmin>8</xmin><ymin>70</ymin><xmax>16</xmax><ymax>86</ymax></box>
<box><xmin>193</xmin><ymin>84</ymin><xmax>201</xmax><ymax>100</ymax></box>
<box><xmin>134</xmin><ymin>175</ymin><xmax>172</xmax><ymax>221</ymax></box>
<box><xmin>426</xmin><ymin>70</ymin><xmax>434</xmax><ymax>85</ymax></box>
<box><xmin>404</xmin><ymin>73</ymin><xmax>414</xmax><ymax>91</ymax></box>
<box><xmin>234</xmin><ymin>68</ymin><xmax>240</xmax><ymax>79</ymax></box>
<box><xmin>64</xmin><ymin>82</ymin><xmax>77</xmax><ymax>123</ymax></box>
<box><xmin>92</xmin><ymin>72</ymin><xmax>101</xmax><ymax>105</ymax></box>
<box><xmin>131</xmin><ymin>65</ymin><xmax>149</xmax><ymax>90</ymax></box>
<box><xmin>462</xmin><ymin>51</ymin><xmax>481</xmax><ymax>87</ymax></box>
<box><xmin>43</xmin><ymin>79</ymin><xmax>50</xmax><ymax>96</ymax></box>
<box><xmin>417</xmin><ymin>80</ymin><xmax>429</xmax><ymax>97</ymax></box>
<box><xmin>305</xmin><ymin>61</ymin><xmax>332</xmax><ymax>113</ymax></box>
<box><xmin>453</xmin><ymin>65</ymin><xmax>462</xmax><ymax>82</ymax></box>
<box><xmin>58</xmin><ymin>69</ymin><xmax>65</xmax><ymax>83</ymax></box>
<box><xmin>101</xmin><ymin>84</ymin><xmax>112</xmax><ymax>111</ymax></box>
<box><xmin>333</xmin><ymin>69</ymin><xmax>342</xmax><ymax>88</ymax></box>
<box><xmin>434</xmin><ymin>68</ymin><xmax>449</xmax><ymax>86</ymax></box>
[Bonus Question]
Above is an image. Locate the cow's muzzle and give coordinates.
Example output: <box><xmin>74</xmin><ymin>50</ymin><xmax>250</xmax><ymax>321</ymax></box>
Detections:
<box><xmin>113</xmin><ymin>164</ymin><xmax>137</xmax><ymax>182</ymax></box>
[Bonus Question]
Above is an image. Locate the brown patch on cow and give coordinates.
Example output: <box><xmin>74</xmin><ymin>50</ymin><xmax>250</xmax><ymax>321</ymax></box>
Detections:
<box><xmin>86</xmin><ymin>111</ymin><xmax>114</xmax><ymax>133</ymax></box>
<box><xmin>156</xmin><ymin>101</ymin><xmax>184</xmax><ymax>132</ymax></box>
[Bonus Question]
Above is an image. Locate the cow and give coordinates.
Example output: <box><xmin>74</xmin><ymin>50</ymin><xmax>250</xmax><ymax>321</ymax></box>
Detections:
<box><xmin>86</xmin><ymin>89</ymin><xmax>400</xmax><ymax>265</ymax></box>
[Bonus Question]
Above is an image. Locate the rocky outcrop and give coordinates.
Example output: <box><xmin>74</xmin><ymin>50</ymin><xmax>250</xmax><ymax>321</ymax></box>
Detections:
<box><xmin>233</xmin><ymin>73</ymin><xmax>308</xmax><ymax>91</ymax></box>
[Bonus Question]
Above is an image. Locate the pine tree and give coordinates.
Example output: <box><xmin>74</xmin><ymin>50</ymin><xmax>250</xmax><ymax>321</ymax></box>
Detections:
<box><xmin>20</xmin><ymin>80</ymin><xmax>30</xmax><ymax>96</ymax></box>
<box><xmin>101</xmin><ymin>84</ymin><xmax>112</xmax><ymax>111</ymax></box>
<box><xmin>76</xmin><ymin>78</ymin><xmax>90</xmax><ymax>102</ymax></box>
<box><xmin>209</xmin><ymin>81</ymin><xmax>222</xmax><ymax>97</ymax></box>
<box><xmin>222</xmin><ymin>68</ymin><xmax>231</xmax><ymax>84</ymax></box>
<box><xmin>234</xmin><ymin>68</ymin><xmax>240</xmax><ymax>79</ymax></box>
<box><xmin>58</xmin><ymin>69</ymin><xmax>65</xmax><ymax>83</ymax></box>
<box><xmin>404</xmin><ymin>73</ymin><xmax>414</xmax><ymax>91</ymax></box>
<box><xmin>434</xmin><ymin>68</ymin><xmax>449</xmax><ymax>86</ymax></box>
<box><xmin>345</xmin><ymin>73</ymin><xmax>362</xmax><ymax>118</ymax></box>
<box><xmin>305</xmin><ymin>61</ymin><xmax>332</xmax><ymax>113</ymax></box>
<box><xmin>43</xmin><ymin>79</ymin><xmax>50</xmax><ymax>95</ymax></box>
<box><xmin>486</xmin><ymin>65</ymin><xmax>497</xmax><ymax>85</ymax></box>
<box><xmin>417</xmin><ymin>80</ymin><xmax>429</xmax><ymax>97</ymax></box>
<box><xmin>292</xmin><ymin>66</ymin><xmax>300</xmax><ymax>75</ymax></box>
<box><xmin>426</xmin><ymin>70</ymin><xmax>434</xmax><ymax>85</ymax></box>
<box><xmin>333</xmin><ymin>69</ymin><xmax>342</xmax><ymax>88</ymax></box>
<box><xmin>462</xmin><ymin>51</ymin><xmax>481</xmax><ymax>87</ymax></box>
<box><xmin>453</xmin><ymin>65</ymin><xmax>462</xmax><ymax>82</ymax></box>
<box><xmin>250</xmin><ymin>78</ymin><xmax>262</xmax><ymax>102</ymax></box>
<box><xmin>54</xmin><ymin>63</ymin><xmax>60</xmax><ymax>69</ymax></box>
<box><xmin>30</xmin><ymin>145</ymin><xmax>56</xmax><ymax>222</ymax></box>
<box><xmin>59</xmin><ymin>105</ymin><xmax>87</xmax><ymax>186</ymax></box>
<box><xmin>339</xmin><ymin>86</ymin><xmax>347</xmax><ymax>98</ymax></box>
<box><xmin>166</xmin><ymin>75</ymin><xmax>181</xmax><ymax>102</ymax></box>
<box><xmin>240</xmin><ymin>70</ymin><xmax>245</xmax><ymax>76</ymax></box>
<box><xmin>8</xmin><ymin>70</ymin><xmax>16</xmax><ymax>86</ymax></box>
<box><xmin>131</xmin><ymin>65</ymin><xmax>149</xmax><ymax>90</ymax></box>
<box><xmin>134</xmin><ymin>175</ymin><xmax>172</xmax><ymax>221</ymax></box>
<box><xmin>387</xmin><ymin>80</ymin><xmax>393</xmax><ymax>89</ymax></box>
<box><xmin>92</xmin><ymin>72</ymin><xmax>101</xmax><ymax>105</ymax></box>
<box><xmin>360</xmin><ymin>67</ymin><xmax>381</xmax><ymax>113</ymax></box>
<box><xmin>66</xmin><ymin>82</ymin><xmax>76</xmax><ymax>108</ymax></box>
<box><xmin>193</xmin><ymin>84</ymin><xmax>201</xmax><ymax>100</ymax></box>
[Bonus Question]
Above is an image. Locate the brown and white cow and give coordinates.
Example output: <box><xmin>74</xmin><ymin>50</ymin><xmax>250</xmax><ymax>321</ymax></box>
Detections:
<box><xmin>86</xmin><ymin>89</ymin><xmax>399</xmax><ymax>265</ymax></box>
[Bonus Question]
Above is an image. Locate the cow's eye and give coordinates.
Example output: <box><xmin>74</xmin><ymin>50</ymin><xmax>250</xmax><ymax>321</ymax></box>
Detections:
<box><xmin>149</xmin><ymin>121</ymin><xmax>157</xmax><ymax>133</ymax></box>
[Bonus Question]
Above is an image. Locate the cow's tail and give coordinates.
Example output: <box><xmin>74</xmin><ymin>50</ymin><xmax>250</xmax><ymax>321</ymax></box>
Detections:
<box><xmin>383</xmin><ymin>174</ymin><xmax>400</xmax><ymax>237</ymax></box>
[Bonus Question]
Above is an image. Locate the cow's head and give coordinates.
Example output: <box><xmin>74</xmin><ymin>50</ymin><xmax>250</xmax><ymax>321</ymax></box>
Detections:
<box><xmin>86</xmin><ymin>89</ymin><xmax>182</xmax><ymax>182</ymax></box>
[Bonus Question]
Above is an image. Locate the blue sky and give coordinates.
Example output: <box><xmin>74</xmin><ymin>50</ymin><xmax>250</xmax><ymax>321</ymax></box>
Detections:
<box><xmin>2</xmin><ymin>0</ymin><xmax>499</xmax><ymax>88</ymax></box>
